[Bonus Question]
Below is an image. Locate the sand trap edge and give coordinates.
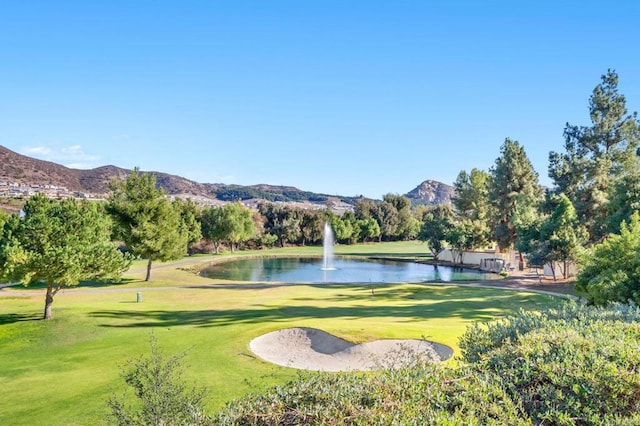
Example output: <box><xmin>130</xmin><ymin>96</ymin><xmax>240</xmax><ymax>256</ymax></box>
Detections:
<box><xmin>249</xmin><ymin>327</ymin><xmax>453</xmax><ymax>372</ymax></box>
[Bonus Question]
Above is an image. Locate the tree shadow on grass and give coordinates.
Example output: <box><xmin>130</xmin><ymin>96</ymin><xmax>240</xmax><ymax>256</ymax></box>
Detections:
<box><xmin>0</xmin><ymin>312</ymin><xmax>42</xmax><ymax>325</ymax></box>
<box><xmin>13</xmin><ymin>277</ymin><xmax>139</xmax><ymax>290</ymax></box>
<box><xmin>88</xmin><ymin>292</ymin><xmax>554</xmax><ymax>329</ymax></box>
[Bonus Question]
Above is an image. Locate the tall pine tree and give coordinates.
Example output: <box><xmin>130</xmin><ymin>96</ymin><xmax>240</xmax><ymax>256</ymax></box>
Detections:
<box><xmin>490</xmin><ymin>138</ymin><xmax>543</xmax><ymax>252</ymax></box>
<box><xmin>549</xmin><ymin>69</ymin><xmax>640</xmax><ymax>241</ymax></box>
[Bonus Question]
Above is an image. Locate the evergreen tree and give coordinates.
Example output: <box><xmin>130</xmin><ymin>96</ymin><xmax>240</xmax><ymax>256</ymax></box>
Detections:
<box><xmin>549</xmin><ymin>70</ymin><xmax>640</xmax><ymax>241</ymax></box>
<box><xmin>107</xmin><ymin>169</ymin><xmax>188</xmax><ymax>281</ymax></box>
<box><xmin>452</xmin><ymin>168</ymin><xmax>493</xmax><ymax>247</ymax></box>
<box><xmin>538</xmin><ymin>194</ymin><xmax>588</xmax><ymax>280</ymax></box>
<box><xmin>489</xmin><ymin>138</ymin><xmax>543</xmax><ymax>252</ymax></box>
<box><xmin>0</xmin><ymin>195</ymin><xmax>130</xmax><ymax>319</ymax></box>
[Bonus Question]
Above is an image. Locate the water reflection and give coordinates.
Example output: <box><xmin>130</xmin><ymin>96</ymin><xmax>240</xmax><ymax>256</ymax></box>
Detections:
<box><xmin>199</xmin><ymin>257</ymin><xmax>497</xmax><ymax>283</ymax></box>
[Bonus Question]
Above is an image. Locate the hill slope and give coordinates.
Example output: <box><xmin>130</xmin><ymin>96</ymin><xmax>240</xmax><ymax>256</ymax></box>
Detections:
<box><xmin>0</xmin><ymin>145</ymin><xmax>453</xmax><ymax>206</ymax></box>
<box><xmin>405</xmin><ymin>180</ymin><xmax>454</xmax><ymax>206</ymax></box>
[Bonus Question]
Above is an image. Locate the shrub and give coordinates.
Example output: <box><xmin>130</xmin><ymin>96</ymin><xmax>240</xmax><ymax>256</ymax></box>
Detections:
<box><xmin>215</xmin><ymin>363</ymin><xmax>530</xmax><ymax>425</ymax></box>
<box><xmin>107</xmin><ymin>334</ymin><xmax>212</xmax><ymax>426</ymax></box>
<box><xmin>460</xmin><ymin>303</ymin><xmax>640</xmax><ymax>424</ymax></box>
<box><xmin>576</xmin><ymin>212</ymin><xmax>640</xmax><ymax>305</ymax></box>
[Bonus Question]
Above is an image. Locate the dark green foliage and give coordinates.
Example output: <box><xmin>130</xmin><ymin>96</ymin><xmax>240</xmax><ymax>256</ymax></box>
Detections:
<box><xmin>490</xmin><ymin>138</ymin><xmax>543</xmax><ymax>251</ymax></box>
<box><xmin>418</xmin><ymin>205</ymin><xmax>454</xmax><ymax>259</ymax></box>
<box><xmin>607</xmin><ymin>165</ymin><xmax>640</xmax><ymax>234</ymax></box>
<box><xmin>460</xmin><ymin>303</ymin><xmax>640</xmax><ymax>424</ymax></box>
<box><xmin>523</xmin><ymin>194</ymin><xmax>588</xmax><ymax>280</ymax></box>
<box><xmin>549</xmin><ymin>70</ymin><xmax>640</xmax><ymax>242</ymax></box>
<box><xmin>576</xmin><ymin>212</ymin><xmax>640</xmax><ymax>305</ymax></box>
<box><xmin>215</xmin><ymin>363</ymin><xmax>529</xmax><ymax>425</ymax></box>
<box><xmin>107</xmin><ymin>169</ymin><xmax>189</xmax><ymax>280</ymax></box>
<box><xmin>173</xmin><ymin>198</ymin><xmax>203</xmax><ymax>251</ymax></box>
<box><xmin>108</xmin><ymin>335</ymin><xmax>212</xmax><ymax>426</ymax></box>
<box><xmin>0</xmin><ymin>194</ymin><xmax>131</xmax><ymax>319</ymax></box>
<box><xmin>215</xmin><ymin>186</ymin><xmax>329</xmax><ymax>204</ymax></box>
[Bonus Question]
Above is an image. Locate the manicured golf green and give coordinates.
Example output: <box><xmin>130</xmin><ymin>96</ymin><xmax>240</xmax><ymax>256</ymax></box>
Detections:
<box><xmin>0</xmin><ymin>242</ymin><xmax>561</xmax><ymax>425</ymax></box>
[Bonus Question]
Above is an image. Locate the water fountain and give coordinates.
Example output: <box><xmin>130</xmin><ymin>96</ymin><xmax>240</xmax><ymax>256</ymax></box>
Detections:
<box><xmin>322</xmin><ymin>222</ymin><xmax>335</xmax><ymax>270</ymax></box>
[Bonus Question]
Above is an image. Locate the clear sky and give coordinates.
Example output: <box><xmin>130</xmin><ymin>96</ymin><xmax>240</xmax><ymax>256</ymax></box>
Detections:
<box><xmin>1</xmin><ymin>1</ymin><xmax>639</xmax><ymax>199</ymax></box>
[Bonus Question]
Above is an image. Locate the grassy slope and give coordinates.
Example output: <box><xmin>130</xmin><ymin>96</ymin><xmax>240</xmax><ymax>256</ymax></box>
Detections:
<box><xmin>0</xmin><ymin>242</ymin><xmax>560</xmax><ymax>425</ymax></box>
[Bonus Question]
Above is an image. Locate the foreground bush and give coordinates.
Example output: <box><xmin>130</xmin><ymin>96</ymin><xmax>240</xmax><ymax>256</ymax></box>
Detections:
<box><xmin>215</xmin><ymin>363</ymin><xmax>529</xmax><ymax>425</ymax></box>
<box><xmin>460</xmin><ymin>302</ymin><xmax>640</xmax><ymax>424</ymax></box>
<box><xmin>217</xmin><ymin>303</ymin><xmax>640</xmax><ymax>425</ymax></box>
<box><xmin>108</xmin><ymin>334</ymin><xmax>212</xmax><ymax>425</ymax></box>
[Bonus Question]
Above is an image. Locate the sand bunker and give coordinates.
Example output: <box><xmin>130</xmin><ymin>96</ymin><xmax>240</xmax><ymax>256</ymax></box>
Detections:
<box><xmin>249</xmin><ymin>327</ymin><xmax>453</xmax><ymax>372</ymax></box>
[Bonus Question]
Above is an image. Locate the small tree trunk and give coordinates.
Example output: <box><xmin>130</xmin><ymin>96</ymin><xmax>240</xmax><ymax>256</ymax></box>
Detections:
<box><xmin>214</xmin><ymin>241</ymin><xmax>219</xmax><ymax>254</ymax></box>
<box><xmin>549</xmin><ymin>262</ymin><xmax>557</xmax><ymax>281</ymax></box>
<box><xmin>145</xmin><ymin>258</ymin><xmax>152</xmax><ymax>282</ymax></box>
<box><xmin>44</xmin><ymin>281</ymin><xmax>55</xmax><ymax>320</ymax></box>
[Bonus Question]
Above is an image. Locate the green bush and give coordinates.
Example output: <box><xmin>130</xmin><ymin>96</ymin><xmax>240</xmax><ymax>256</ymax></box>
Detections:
<box><xmin>576</xmin><ymin>212</ymin><xmax>640</xmax><ymax>305</ymax></box>
<box><xmin>460</xmin><ymin>303</ymin><xmax>640</xmax><ymax>424</ymax></box>
<box><xmin>107</xmin><ymin>334</ymin><xmax>212</xmax><ymax>425</ymax></box>
<box><xmin>215</xmin><ymin>363</ymin><xmax>530</xmax><ymax>425</ymax></box>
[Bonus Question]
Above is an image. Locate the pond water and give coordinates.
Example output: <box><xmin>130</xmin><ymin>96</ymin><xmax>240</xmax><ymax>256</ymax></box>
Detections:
<box><xmin>199</xmin><ymin>257</ymin><xmax>499</xmax><ymax>283</ymax></box>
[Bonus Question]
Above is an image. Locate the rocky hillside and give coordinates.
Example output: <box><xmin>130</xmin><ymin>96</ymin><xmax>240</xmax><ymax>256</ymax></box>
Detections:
<box><xmin>1</xmin><ymin>145</ymin><xmax>453</xmax><ymax>206</ymax></box>
<box><xmin>0</xmin><ymin>145</ymin><xmax>356</xmax><ymax>204</ymax></box>
<box><xmin>405</xmin><ymin>179</ymin><xmax>454</xmax><ymax>206</ymax></box>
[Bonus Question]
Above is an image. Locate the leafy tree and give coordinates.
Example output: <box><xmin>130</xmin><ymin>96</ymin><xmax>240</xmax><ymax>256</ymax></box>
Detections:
<box><xmin>0</xmin><ymin>195</ymin><xmax>130</xmax><ymax>319</ymax></box>
<box><xmin>107</xmin><ymin>169</ymin><xmax>188</xmax><ymax>281</ymax></box>
<box><xmin>108</xmin><ymin>334</ymin><xmax>211</xmax><ymax>425</ymax></box>
<box><xmin>445</xmin><ymin>219</ymin><xmax>488</xmax><ymax>265</ymax></box>
<box><xmin>549</xmin><ymin>69</ymin><xmax>640</xmax><ymax>241</ymax></box>
<box><xmin>200</xmin><ymin>203</ymin><xmax>256</xmax><ymax>252</ymax></box>
<box><xmin>382</xmin><ymin>194</ymin><xmax>417</xmax><ymax>240</ymax></box>
<box><xmin>514</xmin><ymin>208</ymin><xmax>548</xmax><ymax>268</ymax></box>
<box><xmin>489</xmin><ymin>138</ymin><xmax>543</xmax><ymax>252</ymax></box>
<box><xmin>341</xmin><ymin>214</ymin><xmax>360</xmax><ymax>244</ymax></box>
<box><xmin>199</xmin><ymin>206</ymin><xmax>227</xmax><ymax>254</ymax></box>
<box><xmin>330</xmin><ymin>215</ymin><xmax>354</xmax><ymax>244</ymax></box>
<box><xmin>299</xmin><ymin>210</ymin><xmax>323</xmax><ymax>246</ymax></box>
<box><xmin>357</xmin><ymin>218</ymin><xmax>381</xmax><ymax>242</ymax></box>
<box><xmin>417</xmin><ymin>205</ymin><xmax>454</xmax><ymax>260</ymax></box>
<box><xmin>377</xmin><ymin>201</ymin><xmax>399</xmax><ymax>241</ymax></box>
<box><xmin>353</xmin><ymin>198</ymin><xmax>378</xmax><ymax>220</ymax></box>
<box><xmin>222</xmin><ymin>203</ymin><xmax>256</xmax><ymax>252</ymax></box>
<box><xmin>538</xmin><ymin>194</ymin><xmax>588</xmax><ymax>280</ymax></box>
<box><xmin>173</xmin><ymin>198</ymin><xmax>202</xmax><ymax>253</ymax></box>
<box><xmin>256</xmin><ymin>233</ymin><xmax>278</xmax><ymax>248</ymax></box>
<box><xmin>452</xmin><ymin>168</ymin><xmax>492</xmax><ymax>221</ymax></box>
<box><xmin>576</xmin><ymin>212</ymin><xmax>640</xmax><ymax>305</ymax></box>
<box><xmin>607</xmin><ymin>164</ymin><xmax>640</xmax><ymax>234</ymax></box>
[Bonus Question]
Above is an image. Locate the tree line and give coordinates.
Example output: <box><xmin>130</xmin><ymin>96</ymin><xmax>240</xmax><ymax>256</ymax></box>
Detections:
<box><xmin>418</xmin><ymin>69</ymin><xmax>640</xmax><ymax>289</ymax></box>
<box><xmin>0</xmin><ymin>168</ymin><xmax>426</xmax><ymax>320</ymax></box>
<box><xmin>1</xmin><ymin>69</ymin><xmax>639</xmax><ymax>317</ymax></box>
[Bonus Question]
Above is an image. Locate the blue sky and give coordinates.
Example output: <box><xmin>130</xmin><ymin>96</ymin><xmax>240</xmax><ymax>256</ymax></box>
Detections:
<box><xmin>1</xmin><ymin>1</ymin><xmax>639</xmax><ymax>199</ymax></box>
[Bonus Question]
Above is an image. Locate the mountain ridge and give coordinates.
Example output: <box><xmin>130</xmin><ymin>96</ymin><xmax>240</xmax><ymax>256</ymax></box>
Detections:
<box><xmin>0</xmin><ymin>145</ymin><xmax>452</xmax><ymax>206</ymax></box>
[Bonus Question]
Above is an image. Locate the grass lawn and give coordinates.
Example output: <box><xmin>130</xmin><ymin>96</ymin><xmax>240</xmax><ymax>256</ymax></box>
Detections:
<box><xmin>0</xmin><ymin>242</ymin><xmax>562</xmax><ymax>425</ymax></box>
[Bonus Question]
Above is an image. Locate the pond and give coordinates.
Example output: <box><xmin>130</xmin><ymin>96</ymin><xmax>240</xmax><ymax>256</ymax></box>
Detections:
<box><xmin>199</xmin><ymin>257</ymin><xmax>499</xmax><ymax>283</ymax></box>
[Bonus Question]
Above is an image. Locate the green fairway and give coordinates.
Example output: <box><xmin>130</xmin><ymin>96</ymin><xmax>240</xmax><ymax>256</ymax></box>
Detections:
<box><xmin>0</xmin><ymin>242</ymin><xmax>561</xmax><ymax>425</ymax></box>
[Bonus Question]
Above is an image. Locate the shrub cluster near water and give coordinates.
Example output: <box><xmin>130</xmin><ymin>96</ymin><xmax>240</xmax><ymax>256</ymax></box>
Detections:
<box><xmin>215</xmin><ymin>303</ymin><xmax>640</xmax><ymax>425</ymax></box>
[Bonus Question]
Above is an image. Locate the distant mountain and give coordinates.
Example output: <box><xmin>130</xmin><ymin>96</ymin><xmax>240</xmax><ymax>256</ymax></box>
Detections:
<box><xmin>0</xmin><ymin>145</ymin><xmax>453</xmax><ymax>207</ymax></box>
<box><xmin>405</xmin><ymin>179</ymin><xmax>454</xmax><ymax>206</ymax></box>
<box><xmin>0</xmin><ymin>145</ymin><xmax>360</xmax><ymax>205</ymax></box>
